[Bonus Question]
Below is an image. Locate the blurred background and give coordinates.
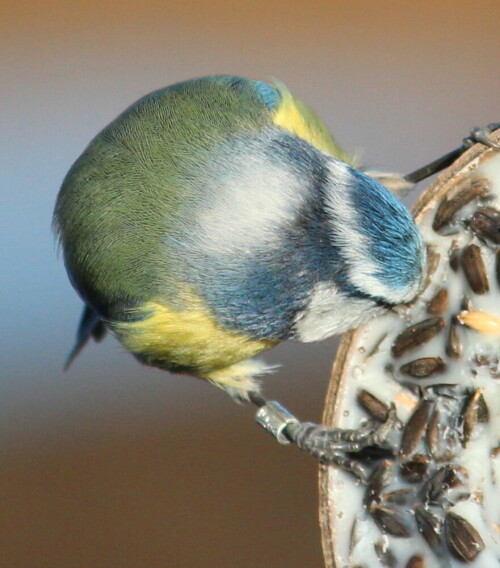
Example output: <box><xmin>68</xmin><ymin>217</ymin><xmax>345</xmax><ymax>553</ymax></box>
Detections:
<box><xmin>2</xmin><ymin>1</ymin><xmax>500</xmax><ymax>566</ymax></box>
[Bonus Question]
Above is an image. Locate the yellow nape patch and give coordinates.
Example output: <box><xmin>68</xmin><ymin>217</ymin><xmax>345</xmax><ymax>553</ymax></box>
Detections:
<box><xmin>111</xmin><ymin>291</ymin><xmax>278</xmax><ymax>385</ymax></box>
<box><xmin>272</xmin><ymin>81</ymin><xmax>355</xmax><ymax>165</ymax></box>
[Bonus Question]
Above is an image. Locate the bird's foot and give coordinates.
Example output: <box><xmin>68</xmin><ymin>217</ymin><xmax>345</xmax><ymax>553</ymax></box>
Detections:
<box><xmin>463</xmin><ymin>123</ymin><xmax>500</xmax><ymax>151</ymax></box>
<box><xmin>253</xmin><ymin>396</ymin><xmax>399</xmax><ymax>482</ymax></box>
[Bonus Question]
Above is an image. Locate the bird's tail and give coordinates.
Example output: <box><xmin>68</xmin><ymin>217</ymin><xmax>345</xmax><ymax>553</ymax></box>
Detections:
<box><xmin>64</xmin><ymin>305</ymin><xmax>107</xmax><ymax>370</ymax></box>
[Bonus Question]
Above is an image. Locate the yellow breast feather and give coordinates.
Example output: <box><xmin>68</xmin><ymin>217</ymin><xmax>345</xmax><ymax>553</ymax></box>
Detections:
<box><xmin>111</xmin><ymin>290</ymin><xmax>278</xmax><ymax>398</ymax></box>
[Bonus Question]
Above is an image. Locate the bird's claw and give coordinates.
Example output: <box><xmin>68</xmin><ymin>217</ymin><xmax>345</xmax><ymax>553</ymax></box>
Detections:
<box><xmin>361</xmin><ymin>403</ymin><xmax>399</xmax><ymax>449</ymax></box>
<box><xmin>463</xmin><ymin>123</ymin><xmax>500</xmax><ymax>151</ymax></box>
<box><xmin>254</xmin><ymin>399</ymin><xmax>400</xmax><ymax>481</ymax></box>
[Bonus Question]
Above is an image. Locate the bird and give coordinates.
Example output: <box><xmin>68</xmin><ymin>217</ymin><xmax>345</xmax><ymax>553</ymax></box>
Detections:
<box><xmin>54</xmin><ymin>75</ymin><xmax>428</xmax><ymax>473</ymax></box>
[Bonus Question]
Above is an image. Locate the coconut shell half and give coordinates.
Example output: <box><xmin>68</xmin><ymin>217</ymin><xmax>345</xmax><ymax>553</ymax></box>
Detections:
<box><xmin>319</xmin><ymin>132</ymin><xmax>500</xmax><ymax>568</ymax></box>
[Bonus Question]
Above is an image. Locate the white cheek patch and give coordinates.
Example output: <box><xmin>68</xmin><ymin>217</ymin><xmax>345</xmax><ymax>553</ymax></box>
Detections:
<box><xmin>294</xmin><ymin>281</ymin><xmax>383</xmax><ymax>342</ymax></box>
<box><xmin>195</xmin><ymin>152</ymin><xmax>305</xmax><ymax>254</ymax></box>
<box><xmin>325</xmin><ymin>161</ymin><xmax>397</xmax><ymax>299</ymax></box>
<box><xmin>324</xmin><ymin>161</ymin><xmax>422</xmax><ymax>304</ymax></box>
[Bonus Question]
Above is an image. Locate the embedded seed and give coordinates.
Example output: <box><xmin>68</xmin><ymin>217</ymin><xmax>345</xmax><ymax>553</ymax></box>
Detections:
<box><xmin>401</xmin><ymin>400</ymin><xmax>434</xmax><ymax>457</ymax></box>
<box><xmin>364</xmin><ymin>333</ymin><xmax>388</xmax><ymax>363</ymax></box>
<box><xmin>420</xmin><ymin>465</ymin><xmax>465</xmax><ymax>505</ymax></box>
<box><xmin>446</xmin><ymin>317</ymin><xmax>462</xmax><ymax>359</ymax></box>
<box><xmin>474</xmin><ymin>392</ymin><xmax>489</xmax><ymax>423</ymax></box>
<box><xmin>374</xmin><ymin>540</ymin><xmax>397</xmax><ymax>567</ymax></box>
<box><xmin>426</xmin><ymin>383</ymin><xmax>461</xmax><ymax>398</ymax></box>
<box><xmin>444</xmin><ymin>511</ymin><xmax>485</xmax><ymax>562</ymax></box>
<box><xmin>493</xmin><ymin>447</ymin><xmax>500</xmax><ymax>483</ymax></box>
<box><xmin>429</xmin><ymin>427</ymin><xmax>462</xmax><ymax>463</ymax></box>
<box><xmin>461</xmin><ymin>244</ymin><xmax>489</xmax><ymax>294</ymax></box>
<box><xmin>349</xmin><ymin>518</ymin><xmax>360</xmax><ymax>554</ymax></box>
<box><xmin>382</xmin><ymin>488</ymin><xmax>415</xmax><ymax>506</ymax></box>
<box><xmin>463</xmin><ymin>388</ymin><xmax>490</xmax><ymax>445</ymax></box>
<box><xmin>422</xmin><ymin>248</ymin><xmax>441</xmax><ymax>291</ymax></box>
<box><xmin>414</xmin><ymin>505</ymin><xmax>442</xmax><ymax>552</ymax></box>
<box><xmin>392</xmin><ymin>317</ymin><xmax>445</xmax><ymax>358</ymax></box>
<box><xmin>357</xmin><ymin>389</ymin><xmax>389</xmax><ymax>422</ymax></box>
<box><xmin>400</xmin><ymin>454</ymin><xmax>430</xmax><ymax>483</ymax></box>
<box><xmin>449</xmin><ymin>241</ymin><xmax>461</xmax><ymax>272</ymax></box>
<box><xmin>474</xmin><ymin>354</ymin><xmax>491</xmax><ymax>367</ymax></box>
<box><xmin>365</xmin><ymin>460</ymin><xmax>394</xmax><ymax>506</ymax></box>
<box><xmin>426</xmin><ymin>408</ymin><xmax>442</xmax><ymax>460</ymax></box>
<box><xmin>469</xmin><ymin>206</ymin><xmax>500</xmax><ymax>244</ymax></box>
<box><xmin>400</xmin><ymin>357</ymin><xmax>446</xmax><ymax>378</ymax></box>
<box><xmin>426</xmin><ymin>288</ymin><xmax>448</xmax><ymax>315</ymax></box>
<box><xmin>462</xmin><ymin>296</ymin><xmax>474</xmax><ymax>312</ymax></box>
<box><xmin>459</xmin><ymin>310</ymin><xmax>500</xmax><ymax>337</ymax></box>
<box><xmin>432</xmin><ymin>178</ymin><xmax>490</xmax><ymax>232</ymax></box>
<box><xmin>370</xmin><ymin>504</ymin><xmax>412</xmax><ymax>537</ymax></box>
<box><xmin>406</xmin><ymin>555</ymin><xmax>425</xmax><ymax>568</ymax></box>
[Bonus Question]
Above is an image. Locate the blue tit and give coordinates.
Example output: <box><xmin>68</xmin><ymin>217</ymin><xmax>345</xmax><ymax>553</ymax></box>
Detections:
<box><xmin>54</xmin><ymin>75</ymin><xmax>427</xmax><ymax>469</ymax></box>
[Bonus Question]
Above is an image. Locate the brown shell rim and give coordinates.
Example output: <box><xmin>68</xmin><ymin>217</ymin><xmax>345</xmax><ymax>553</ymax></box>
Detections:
<box><xmin>318</xmin><ymin>131</ymin><xmax>500</xmax><ymax>568</ymax></box>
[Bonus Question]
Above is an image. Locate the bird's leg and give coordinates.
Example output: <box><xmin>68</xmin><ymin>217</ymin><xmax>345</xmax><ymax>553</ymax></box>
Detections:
<box><xmin>249</xmin><ymin>393</ymin><xmax>399</xmax><ymax>482</ymax></box>
<box><xmin>403</xmin><ymin>123</ymin><xmax>500</xmax><ymax>185</ymax></box>
<box><xmin>367</xmin><ymin>123</ymin><xmax>500</xmax><ymax>198</ymax></box>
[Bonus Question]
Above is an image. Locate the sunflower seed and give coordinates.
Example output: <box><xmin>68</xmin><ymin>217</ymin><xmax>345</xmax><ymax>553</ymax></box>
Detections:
<box><xmin>427</xmin><ymin>288</ymin><xmax>448</xmax><ymax>315</ymax></box>
<box><xmin>406</xmin><ymin>555</ymin><xmax>425</xmax><ymax>568</ymax></box>
<box><xmin>428</xmin><ymin>426</ymin><xmax>462</xmax><ymax>463</ymax></box>
<box><xmin>432</xmin><ymin>178</ymin><xmax>490</xmax><ymax>232</ymax></box>
<box><xmin>463</xmin><ymin>295</ymin><xmax>476</xmax><ymax>312</ymax></box>
<box><xmin>357</xmin><ymin>389</ymin><xmax>390</xmax><ymax>422</ymax></box>
<box><xmin>420</xmin><ymin>465</ymin><xmax>465</xmax><ymax>505</ymax></box>
<box><xmin>365</xmin><ymin>460</ymin><xmax>394</xmax><ymax>506</ymax></box>
<box><xmin>461</xmin><ymin>244</ymin><xmax>490</xmax><ymax>294</ymax></box>
<box><xmin>374</xmin><ymin>540</ymin><xmax>397</xmax><ymax>567</ymax></box>
<box><xmin>462</xmin><ymin>388</ymin><xmax>490</xmax><ymax>445</ymax></box>
<box><xmin>382</xmin><ymin>488</ymin><xmax>415</xmax><ymax>506</ymax></box>
<box><xmin>422</xmin><ymin>247</ymin><xmax>441</xmax><ymax>291</ymax></box>
<box><xmin>446</xmin><ymin>317</ymin><xmax>462</xmax><ymax>359</ymax></box>
<box><xmin>400</xmin><ymin>454</ymin><xmax>430</xmax><ymax>483</ymax></box>
<box><xmin>400</xmin><ymin>357</ymin><xmax>446</xmax><ymax>378</ymax></box>
<box><xmin>401</xmin><ymin>400</ymin><xmax>434</xmax><ymax>457</ymax></box>
<box><xmin>392</xmin><ymin>317</ymin><xmax>445</xmax><ymax>358</ymax></box>
<box><xmin>474</xmin><ymin>392</ymin><xmax>489</xmax><ymax>422</ymax></box>
<box><xmin>449</xmin><ymin>240</ymin><xmax>461</xmax><ymax>272</ymax></box>
<box><xmin>444</xmin><ymin>511</ymin><xmax>485</xmax><ymax>562</ymax></box>
<box><xmin>370</xmin><ymin>504</ymin><xmax>413</xmax><ymax>537</ymax></box>
<box><xmin>469</xmin><ymin>206</ymin><xmax>500</xmax><ymax>244</ymax></box>
<box><xmin>414</xmin><ymin>504</ymin><xmax>442</xmax><ymax>552</ymax></box>
<box><xmin>426</xmin><ymin>407</ymin><xmax>441</xmax><ymax>459</ymax></box>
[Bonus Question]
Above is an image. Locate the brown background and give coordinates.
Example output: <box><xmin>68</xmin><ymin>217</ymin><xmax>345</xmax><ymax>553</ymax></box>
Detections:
<box><xmin>2</xmin><ymin>1</ymin><xmax>500</xmax><ymax>566</ymax></box>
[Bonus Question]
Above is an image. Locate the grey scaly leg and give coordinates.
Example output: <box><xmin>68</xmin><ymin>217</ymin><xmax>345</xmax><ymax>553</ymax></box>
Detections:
<box><xmin>250</xmin><ymin>393</ymin><xmax>399</xmax><ymax>482</ymax></box>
